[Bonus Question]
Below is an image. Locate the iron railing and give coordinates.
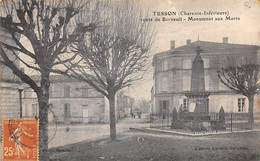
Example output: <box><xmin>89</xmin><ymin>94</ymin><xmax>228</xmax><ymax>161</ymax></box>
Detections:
<box><xmin>150</xmin><ymin>112</ymin><xmax>252</xmax><ymax>133</ymax></box>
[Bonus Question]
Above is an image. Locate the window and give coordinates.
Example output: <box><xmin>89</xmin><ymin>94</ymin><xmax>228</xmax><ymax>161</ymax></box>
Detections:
<box><xmin>183</xmin><ymin>76</ymin><xmax>191</xmax><ymax>91</ymax></box>
<box><xmin>205</xmin><ymin>76</ymin><xmax>209</xmax><ymax>91</ymax></box>
<box><xmin>157</xmin><ymin>78</ymin><xmax>161</xmax><ymax>93</ymax></box>
<box><xmin>203</xmin><ymin>58</ymin><xmax>209</xmax><ymax>68</ymax></box>
<box><xmin>238</xmin><ymin>98</ymin><xmax>245</xmax><ymax>112</ymax></box>
<box><xmin>32</xmin><ymin>103</ymin><xmax>38</xmax><ymax>117</ymax></box>
<box><xmin>183</xmin><ymin>99</ymin><xmax>189</xmax><ymax>111</ymax></box>
<box><xmin>183</xmin><ymin>59</ymin><xmax>191</xmax><ymax>69</ymax></box>
<box><xmin>206</xmin><ymin>99</ymin><xmax>209</xmax><ymax>113</ymax></box>
<box><xmin>162</xmin><ymin>60</ymin><xmax>168</xmax><ymax>71</ymax></box>
<box><xmin>161</xmin><ymin>77</ymin><xmax>168</xmax><ymax>92</ymax></box>
<box><xmin>64</xmin><ymin>103</ymin><xmax>71</xmax><ymax>118</ymax></box>
<box><xmin>64</xmin><ymin>86</ymin><xmax>70</xmax><ymax>98</ymax></box>
<box><xmin>24</xmin><ymin>89</ymin><xmax>32</xmax><ymax>98</ymax></box>
<box><xmin>210</xmin><ymin>57</ymin><xmax>219</xmax><ymax>68</ymax></box>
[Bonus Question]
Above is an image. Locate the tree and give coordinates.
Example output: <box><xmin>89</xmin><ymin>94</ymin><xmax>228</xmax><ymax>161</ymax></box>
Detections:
<box><xmin>66</xmin><ymin>0</ymin><xmax>154</xmax><ymax>140</ymax></box>
<box><xmin>0</xmin><ymin>0</ymin><xmax>95</xmax><ymax>159</ymax></box>
<box><xmin>217</xmin><ymin>55</ymin><xmax>259</xmax><ymax>123</ymax></box>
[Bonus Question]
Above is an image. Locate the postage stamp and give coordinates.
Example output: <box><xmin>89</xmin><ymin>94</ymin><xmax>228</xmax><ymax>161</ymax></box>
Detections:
<box><xmin>2</xmin><ymin>119</ymin><xmax>38</xmax><ymax>161</ymax></box>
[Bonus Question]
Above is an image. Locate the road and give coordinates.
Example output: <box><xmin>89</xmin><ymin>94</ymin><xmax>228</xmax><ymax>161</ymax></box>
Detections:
<box><xmin>48</xmin><ymin>114</ymin><xmax>150</xmax><ymax>148</ymax></box>
<box><xmin>51</xmin><ymin>130</ymin><xmax>260</xmax><ymax>161</ymax></box>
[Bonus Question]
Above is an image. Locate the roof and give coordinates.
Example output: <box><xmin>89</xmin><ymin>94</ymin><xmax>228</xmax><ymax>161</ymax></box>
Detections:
<box><xmin>30</xmin><ymin>74</ymin><xmax>80</xmax><ymax>83</ymax></box>
<box><xmin>155</xmin><ymin>40</ymin><xmax>259</xmax><ymax>57</ymax></box>
<box><xmin>0</xmin><ymin>65</ymin><xmax>21</xmax><ymax>83</ymax></box>
<box><xmin>0</xmin><ymin>72</ymin><xmax>83</xmax><ymax>84</ymax></box>
<box><xmin>175</xmin><ymin>40</ymin><xmax>259</xmax><ymax>52</ymax></box>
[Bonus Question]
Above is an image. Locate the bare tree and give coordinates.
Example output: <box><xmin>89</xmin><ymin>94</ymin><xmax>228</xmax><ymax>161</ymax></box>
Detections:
<box><xmin>0</xmin><ymin>0</ymin><xmax>95</xmax><ymax>159</ymax></box>
<box><xmin>67</xmin><ymin>0</ymin><xmax>154</xmax><ymax>140</ymax></box>
<box><xmin>217</xmin><ymin>55</ymin><xmax>259</xmax><ymax>123</ymax></box>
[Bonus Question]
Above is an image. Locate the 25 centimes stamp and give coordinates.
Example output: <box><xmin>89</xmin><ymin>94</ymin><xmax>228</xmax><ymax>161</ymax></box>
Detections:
<box><xmin>2</xmin><ymin>119</ymin><xmax>38</xmax><ymax>161</ymax></box>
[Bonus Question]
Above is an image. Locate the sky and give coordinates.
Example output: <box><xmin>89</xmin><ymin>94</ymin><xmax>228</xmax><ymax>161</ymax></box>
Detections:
<box><xmin>127</xmin><ymin>0</ymin><xmax>260</xmax><ymax>101</ymax></box>
<box><xmin>12</xmin><ymin>0</ymin><xmax>260</xmax><ymax>102</ymax></box>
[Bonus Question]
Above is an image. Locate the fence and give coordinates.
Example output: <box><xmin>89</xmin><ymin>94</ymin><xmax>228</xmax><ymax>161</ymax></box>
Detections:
<box><xmin>150</xmin><ymin>112</ymin><xmax>252</xmax><ymax>133</ymax></box>
<box><xmin>150</xmin><ymin>114</ymin><xmax>171</xmax><ymax>129</ymax></box>
<box><xmin>211</xmin><ymin>112</ymin><xmax>252</xmax><ymax>132</ymax></box>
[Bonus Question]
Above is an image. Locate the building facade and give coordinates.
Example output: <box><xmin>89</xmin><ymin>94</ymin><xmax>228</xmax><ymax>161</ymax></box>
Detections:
<box><xmin>152</xmin><ymin>38</ymin><xmax>259</xmax><ymax>116</ymax></box>
<box><xmin>0</xmin><ymin>27</ymin><xmax>22</xmax><ymax>121</ymax></box>
<box><xmin>22</xmin><ymin>75</ymin><xmax>135</xmax><ymax>124</ymax></box>
<box><xmin>116</xmin><ymin>91</ymin><xmax>135</xmax><ymax>119</ymax></box>
<box><xmin>22</xmin><ymin>75</ymin><xmax>108</xmax><ymax>124</ymax></box>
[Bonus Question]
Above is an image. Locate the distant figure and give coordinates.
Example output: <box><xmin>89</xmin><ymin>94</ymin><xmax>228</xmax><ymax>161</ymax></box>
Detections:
<box><xmin>131</xmin><ymin>112</ymin><xmax>134</xmax><ymax>118</ymax></box>
<box><xmin>179</xmin><ymin>104</ymin><xmax>183</xmax><ymax>112</ymax></box>
<box><xmin>137</xmin><ymin>111</ymin><xmax>142</xmax><ymax>119</ymax></box>
<box><xmin>179</xmin><ymin>104</ymin><xmax>183</xmax><ymax>120</ymax></box>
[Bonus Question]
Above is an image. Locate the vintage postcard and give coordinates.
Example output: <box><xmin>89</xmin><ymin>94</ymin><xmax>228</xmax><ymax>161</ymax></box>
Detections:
<box><xmin>0</xmin><ymin>0</ymin><xmax>259</xmax><ymax>160</ymax></box>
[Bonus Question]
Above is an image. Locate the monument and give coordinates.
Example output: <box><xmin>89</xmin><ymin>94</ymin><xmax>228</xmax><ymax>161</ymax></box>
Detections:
<box><xmin>185</xmin><ymin>46</ymin><xmax>210</xmax><ymax>124</ymax></box>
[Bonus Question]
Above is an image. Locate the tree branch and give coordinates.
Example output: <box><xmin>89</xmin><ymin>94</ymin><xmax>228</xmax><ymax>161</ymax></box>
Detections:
<box><xmin>0</xmin><ymin>46</ymin><xmax>41</xmax><ymax>93</ymax></box>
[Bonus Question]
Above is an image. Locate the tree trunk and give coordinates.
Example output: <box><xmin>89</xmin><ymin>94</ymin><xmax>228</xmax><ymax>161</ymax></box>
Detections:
<box><xmin>37</xmin><ymin>74</ymin><xmax>50</xmax><ymax>160</ymax></box>
<box><xmin>38</xmin><ymin>95</ymin><xmax>49</xmax><ymax>160</ymax></box>
<box><xmin>109</xmin><ymin>94</ymin><xmax>117</xmax><ymax>140</ymax></box>
<box><xmin>248</xmin><ymin>95</ymin><xmax>254</xmax><ymax>123</ymax></box>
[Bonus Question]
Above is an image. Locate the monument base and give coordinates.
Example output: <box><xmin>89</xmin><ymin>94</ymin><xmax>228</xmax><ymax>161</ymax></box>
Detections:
<box><xmin>210</xmin><ymin>121</ymin><xmax>227</xmax><ymax>131</ymax></box>
<box><xmin>190</xmin><ymin>121</ymin><xmax>207</xmax><ymax>132</ymax></box>
<box><xmin>182</xmin><ymin>112</ymin><xmax>210</xmax><ymax>121</ymax></box>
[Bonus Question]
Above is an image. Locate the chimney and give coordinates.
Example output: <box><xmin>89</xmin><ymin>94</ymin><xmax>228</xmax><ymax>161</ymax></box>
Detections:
<box><xmin>186</xmin><ymin>39</ymin><xmax>191</xmax><ymax>45</ymax></box>
<box><xmin>223</xmin><ymin>37</ymin><xmax>228</xmax><ymax>43</ymax></box>
<box><xmin>170</xmin><ymin>40</ymin><xmax>175</xmax><ymax>50</ymax></box>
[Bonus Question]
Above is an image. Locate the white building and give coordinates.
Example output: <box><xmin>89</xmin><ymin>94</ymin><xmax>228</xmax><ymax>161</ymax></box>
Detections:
<box><xmin>152</xmin><ymin>38</ymin><xmax>260</xmax><ymax>116</ymax></box>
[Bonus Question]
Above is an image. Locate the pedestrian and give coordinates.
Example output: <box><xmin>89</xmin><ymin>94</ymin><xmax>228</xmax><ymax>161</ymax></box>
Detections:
<box><xmin>179</xmin><ymin>104</ymin><xmax>183</xmax><ymax>120</ymax></box>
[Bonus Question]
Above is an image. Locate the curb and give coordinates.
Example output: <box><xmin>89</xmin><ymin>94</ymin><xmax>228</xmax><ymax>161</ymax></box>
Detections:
<box><xmin>129</xmin><ymin>127</ymin><xmax>260</xmax><ymax>137</ymax></box>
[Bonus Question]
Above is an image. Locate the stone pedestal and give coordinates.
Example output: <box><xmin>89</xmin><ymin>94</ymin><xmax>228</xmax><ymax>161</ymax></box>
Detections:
<box><xmin>185</xmin><ymin>92</ymin><xmax>210</xmax><ymax>121</ymax></box>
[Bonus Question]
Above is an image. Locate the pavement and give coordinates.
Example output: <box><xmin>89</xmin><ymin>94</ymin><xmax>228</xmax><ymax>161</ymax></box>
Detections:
<box><xmin>49</xmin><ymin>128</ymin><xmax>260</xmax><ymax>161</ymax></box>
<box><xmin>129</xmin><ymin>126</ymin><xmax>260</xmax><ymax>137</ymax></box>
<box><xmin>0</xmin><ymin>114</ymin><xmax>149</xmax><ymax>160</ymax></box>
<box><xmin>48</xmin><ymin>114</ymin><xmax>150</xmax><ymax>148</ymax></box>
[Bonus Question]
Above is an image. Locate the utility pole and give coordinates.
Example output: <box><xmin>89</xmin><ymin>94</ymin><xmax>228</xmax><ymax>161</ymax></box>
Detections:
<box><xmin>18</xmin><ymin>88</ymin><xmax>23</xmax><ymax>119</ymax></box>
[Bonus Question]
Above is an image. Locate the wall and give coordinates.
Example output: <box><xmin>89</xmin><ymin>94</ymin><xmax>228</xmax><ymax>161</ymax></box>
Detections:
<box><xmin>22</xmin><ymin>80</ymin><xmax>107</xmax><ymax>124</ymax></box>
<box><xmin>152</xmin><ymin>41</ymin><xmax>259</xmax><ymax>116</ymax></box>
<box><xmin>209</xmin><ymin>94</ymin><xmax>248</xmax><ymax>113</ymax></box>
<box><xmin>0</xmin><ymin>82</ymin><xmax>20</xmax><ymax>119</ymax></box>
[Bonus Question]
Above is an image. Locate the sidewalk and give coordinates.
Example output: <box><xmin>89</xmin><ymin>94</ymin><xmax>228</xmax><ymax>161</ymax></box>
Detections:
<box><xmin>129</xmin><ymin>127</ymin><xmax>260</xmax><ymax>137</ymax></box>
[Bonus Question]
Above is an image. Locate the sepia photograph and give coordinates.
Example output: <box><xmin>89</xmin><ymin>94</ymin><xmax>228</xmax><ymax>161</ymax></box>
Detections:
<box><xmin>0</xmin><ymin>0</ymin><xmax>259</xmax><ymax>160</ymax></box>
